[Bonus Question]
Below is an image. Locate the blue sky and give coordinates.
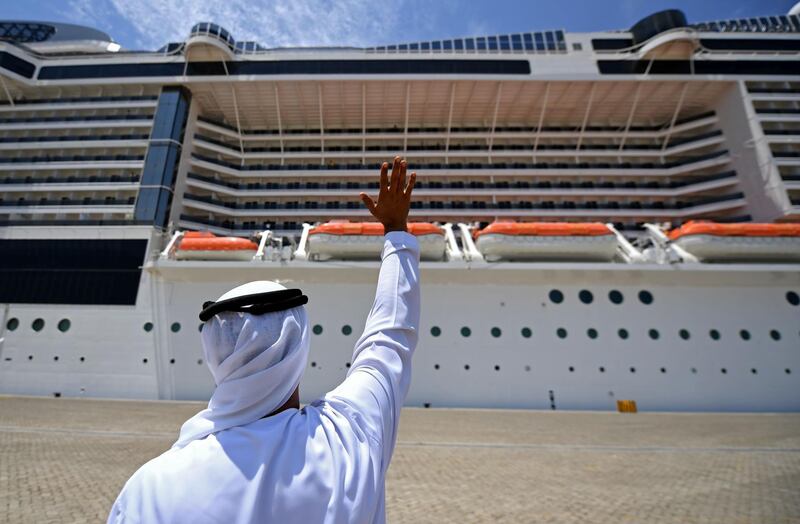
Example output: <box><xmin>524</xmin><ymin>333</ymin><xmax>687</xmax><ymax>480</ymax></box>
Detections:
<box><xmin>1</xmin><ymin>0</ymin><xmax>797</xmax><ymax>50</ymax></box>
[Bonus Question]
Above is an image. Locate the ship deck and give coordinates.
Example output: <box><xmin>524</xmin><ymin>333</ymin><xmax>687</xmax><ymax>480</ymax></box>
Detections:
<box><xmin>1</xmin><ymin>395</ymin><xmax>798</xmax><ymax>523</ymax></box>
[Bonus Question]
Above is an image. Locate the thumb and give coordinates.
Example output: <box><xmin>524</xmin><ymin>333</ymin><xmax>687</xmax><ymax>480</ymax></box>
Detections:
<box><xmin>360</xmin><ymin>193</ymin><xmax>377</xmax><ymax>214</ymax></box>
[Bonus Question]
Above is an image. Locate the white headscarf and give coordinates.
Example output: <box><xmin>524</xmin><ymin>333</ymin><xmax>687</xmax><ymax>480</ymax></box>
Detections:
<box><xmin>173</xmin><ymin>281</ymin><xmax>310</xmax><ymax>449</ymax></box>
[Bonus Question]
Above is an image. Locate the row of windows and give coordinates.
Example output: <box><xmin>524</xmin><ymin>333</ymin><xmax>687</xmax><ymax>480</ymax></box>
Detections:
<box><xmin>199</xmin><ymin>111</ymin><xmax>714</xmax><ymax>136</ymax></box>
<box><xmin>548</xmin><ymin>289</ymin><xmax>654</xmax><ymax>305</ymax></box>
<box><xmin>1</xmin><ymin>174</ymin><xmax>140</xmax><ymax>185</ymax></box>
<box><xmin>370</xmin><ymin>30</ymin><xmax>567</xmax><ymax>53</ymax></box>
<box><xmin>13</xmin><ymin>355</ymin><xmax>204</xmax><ymax>366</ymax></box>
<box><xmin>193</xmin><ymin>150</ymin><xmax>729</xmax><ymax>171</ymax></box>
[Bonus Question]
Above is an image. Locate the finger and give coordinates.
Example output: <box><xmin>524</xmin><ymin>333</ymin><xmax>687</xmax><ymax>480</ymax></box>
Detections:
<box><xmin>397</xmin><ymin>160</ymin><xmax>407</xmax><ymax>194</ymax></box>
<box><xmin>405</xmin><ymin>172</ymin><xmax>417</xmax><ymax>196</ymax></box>
<box><xmin>359</xmin><ymin>193</ymin><xmax>377</xmax><ymax>214</ymax></box>
<box><xmin>379</xmin><ymin>162</ymin><xmax>389</xmax><ymax>195</ymax></box>
<box><xmin>389</xmin><ymin>156</ymin><xmax>401</xmax><ymax>192</ymax></box>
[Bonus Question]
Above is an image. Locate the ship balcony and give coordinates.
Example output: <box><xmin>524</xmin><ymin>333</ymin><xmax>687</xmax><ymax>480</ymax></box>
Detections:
<box><xmin>0</xmin><ymin>155</ymin><xmax>144</xmax><ymax>172</ymax></box>
<box><xmin>0</xmin><ymin>115</ymin><xmax>153</xmax><ymax>132</ymax></box>
<box><xmin>189</xmin><ymin>151</ymin><xmax>731</xmax><ymax>179</ymax></box>
<box><xmin>195</xmin><ymin>112</ymin><xmax>718</xmax><ymax>142</ymax></box>
<box><xmin>0</xmin><ymin>136</ymin><xmax>150</xmax><ymax>151</ymax></box>
<box><xmin>184</xmin><ymin>170</ymin><xmax>738</xmax><ymax>198</ymax></box>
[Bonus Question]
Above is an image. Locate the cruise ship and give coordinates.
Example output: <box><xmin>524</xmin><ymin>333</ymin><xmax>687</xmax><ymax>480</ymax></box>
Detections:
<box><xmin>0</xmin><ymin>10</ymin><xmax>798</xmax><ymax>411</ymax></box>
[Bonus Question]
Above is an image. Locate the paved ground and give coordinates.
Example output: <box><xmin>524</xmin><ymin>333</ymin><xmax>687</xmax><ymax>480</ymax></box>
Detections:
<box><xmin>1</xmin><ymin>396</ymin><xmax>799</xmax><ymax>523</ymax></box>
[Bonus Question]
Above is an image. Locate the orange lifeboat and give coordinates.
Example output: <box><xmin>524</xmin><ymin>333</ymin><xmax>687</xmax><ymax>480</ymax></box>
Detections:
<box><xmin>474</xmin><ymin>221</ymin><xmax>617</xmax><ymax>262</ymax></box>
<box><xmin>176</xmin><ymin>231</ymin><xmax>259</xmax><ymax>261</ymax></box>
<box><xmin>668</xmin><ymin>221</ymin><xmax>800</xmax><ymax>263</ymax></box>
<box><xmin>307</xmin><ymin>221</ymin><xmax>446</xmax><ymax>261</ymax></box>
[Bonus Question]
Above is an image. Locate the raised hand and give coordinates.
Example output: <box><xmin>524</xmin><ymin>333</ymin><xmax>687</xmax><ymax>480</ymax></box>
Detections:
<box><xmin>359</xmin><ymin>156</ymin><xmax>417</xmax><ymax>234</ymax></box>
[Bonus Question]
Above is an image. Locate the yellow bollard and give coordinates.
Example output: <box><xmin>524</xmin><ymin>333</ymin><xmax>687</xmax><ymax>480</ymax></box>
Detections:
<box><xmin>617</xmin><ymin>400</ymin><xmax>638</xmax><ymax>413</ymax></box>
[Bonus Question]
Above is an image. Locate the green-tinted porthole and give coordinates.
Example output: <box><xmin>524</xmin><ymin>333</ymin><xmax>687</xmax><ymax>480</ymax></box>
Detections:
<box><xmin>709</xmin><ymin>329</ymin><xmax>720</xmax><ymax>341</ymax></box>
<box><xmin>556</xmin><ymin>327</ymin><xmax>568</xmax><ymax>339</ymax></box>
<box><xmin>770</xmin><ymin>329</ymin><xmax>781</xmax><ymax>341</ymax></box>
<box><xmin>460</xmin><ymin>326</ymin><xmax>471</xmax><ymax>337</ymax></box>
<box><xmin>491</xmin><ymin>327</ymin><xmax>502</xmax><ymax>338</ymax></box>
<box><xmin>144</xmin><ymin>322</ymin><xmax>154</xmax><ymax>332</ymax></box>
<box><xmin>649</xmin><ymin>329</ymin><xmax>660</xmax><ymax>340</ymax></box>
<box><xmin>171</xmin><ymin>322</ymin><xmax>181</xmax><ymax>333</ymax></box>
<box><xmin>430</xmin><ymin>326</ymin><xmax>441</xmax><ymax>337</ymax></box>
<box><xmin>739</xmin><ymin>329</ymin><xmax>750</xmax><ymax>341</ymax></box>
<box><xmin>618</xmin><ymin>328</ymin><xmax>629</xmax><ymax>340</ymax></box>
<box><xmin>312</xmin><ymin>324</ymin><xmax>323</xmax><ymax>335</ymax></box>
<box><xmin>57</xmin><ymin>319</ymin><xmax>71</xmax><ymax>333</ymax></box>
<box><xmin>6</xmin><ymin>318</ymin><xmax>19</xmax><ymax>331</ymax></box>
<box><xmin>608</xmin><ymin>290</ymin><xmax>624</xmax><ymax>305</ymax></box>
<box><xmin>587</xmin><ymin>328</ymin><xmax>598</xmax><ymax>339</ymax></box>
<box><xmin>679</xmin><ymin>329</ymin><xmax>690</xmax><ymax>340</ymax></box>
<box><xmin>32</xmin><ymin>318</ymin><xmax>45</xmax><ymax>332</ymax></box>
<box><xmin>342</xmin><ymin>325</ymin><xmax>352</xmax><ymax>335</ymax></box>
<box><xmin>521</xmin><ymin>327</ymin><xmax>532</xmax><ymax>338</ymax></box>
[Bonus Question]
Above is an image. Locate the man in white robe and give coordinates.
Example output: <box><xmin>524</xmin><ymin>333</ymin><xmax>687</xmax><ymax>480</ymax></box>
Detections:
<box><xmin>108</xmin><ymin>157</ymin><xmax>419</xmax><ymax>524</ymax></box>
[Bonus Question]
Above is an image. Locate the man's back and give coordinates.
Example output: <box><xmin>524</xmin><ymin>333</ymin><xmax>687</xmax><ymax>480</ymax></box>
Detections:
<box><xmin>109</xmin><ymin>158</ymin><xmax>420</xmax><ymax>524</ymax></box>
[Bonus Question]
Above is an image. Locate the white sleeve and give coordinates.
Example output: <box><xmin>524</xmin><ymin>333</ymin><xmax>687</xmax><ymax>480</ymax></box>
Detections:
<box><xmin>321</xmin><ymin>231</ymin><xmax>420</xmax><ymax>470</ymax></box>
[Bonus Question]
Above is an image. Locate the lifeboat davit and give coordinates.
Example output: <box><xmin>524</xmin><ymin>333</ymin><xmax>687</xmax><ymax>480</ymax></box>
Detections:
<box><xmin>474</xmin><ymin>221</ymin><xmax>617</xmax><ymax>262</ymax></box>
<box><xmin>308</xmin><ymin>221</ymin><xmax>446</xmax><ymax>261</ymax></box>
<box><xmin>176</xmin><ymin>231</ymin><xmax>259</xmax><ymax>261</ymax></box>
<box><xmin>669</xmin><ymin>221</ymin><xmax>800</xmax><ymax>262</ymax></box>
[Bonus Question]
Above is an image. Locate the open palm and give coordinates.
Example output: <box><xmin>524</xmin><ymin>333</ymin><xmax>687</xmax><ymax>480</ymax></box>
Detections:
<box><xmin>359</xmin><ymin>157</ymin><xmax>417</xmax><ymax>233</ymax></box>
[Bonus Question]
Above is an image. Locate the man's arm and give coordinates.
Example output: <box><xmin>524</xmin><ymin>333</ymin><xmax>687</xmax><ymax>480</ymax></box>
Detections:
<box><xmin>322</xmin><ymin>157</ymin><xmax>419</xmax><ymax>469</ymax></box>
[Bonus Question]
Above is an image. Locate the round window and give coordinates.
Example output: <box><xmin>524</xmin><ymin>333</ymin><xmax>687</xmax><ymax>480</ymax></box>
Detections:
<box><xmin>312</xmin><ymin>324</ymin><xmax>323</xmax><ymax>335</ymax></box>
<box><xmin>171</xmin><ymin>322</ymin><xmax>181</xmax><ymax>333</ymax></box>
<box><xmin>618</xmin><ymin>328</ymin><xmax>629</xmax><ymax>340</ymax></box>
<box><xmin>608</xmin><ymin>290</ymin><xmax>624</xmax><ymax>305</ymax></box>
<box><xmin>649</xmin><ymin>329</ymin><xmax>660</xmax><ymax>340</ymax></box>
<box><xmin>587</xmin><ymin>328</ymin><xmax>598</xmax><ymax>339</ymax></box>
<box><xmin>57</xmin><ymin>319</ymin><xmax>71</xmax><ymax>333</ymax></box>
<box><xmin>709</xmin><ymin>329</ymin><xmax>720</xmax><ymax>340</ymax></box>
<box><xmin>521</xmin><ymin>327</ymin><xmax>532</xmax><ymax>338</ymax></box>
<box><xmin>490</xmin><ymin>327</ymin><xmax>502</xmax><ymax>338</ymax></box>
<box><xmin>143</xmin><ymin>322</ymin><xmax>154</xmax><ymax>332</ymax></box>
<box><xmin>6</xmin><ymin>318</ymin><xmax>19</xmax><ymax>331</ymax></box>
<box><xmin>549</xmin><ymin>289</ymin><xmax>564</xmax><ymax>304</ymax></box>
<box><xmin>460</xmin><ymin>326</ymin><xmax>471</xmax><ymax>337</ymax></box>
<box><xmin>769</xmin><ymin>329</ymin><xmax>781</xmax><ymax>341</ymax></box>
<box><xmin>32</xmin><ymin>318</ymin><xmax>45</xmax><ymax>332</ymax></box>
<box><xmin>556</xmin><ymin>327</ymin><xmax>568</xmax><ymax>339</ymax></box>
<box><xmin>679</xmin><ymin>329</ymin><xmax>690</xmax><ymax>340</ymax></box>
<box><xmin>430</xmin><ymin>326</ymin><xmax>441</xmax><ymax>337</ymax></box>
<box><xmin>578</xmin><ymin>290</ymin><xmax>593</xmax><ymax>304</ymax></box>
<box><xmin>342</xmin><ymin>325</ymin><xmax>352</xmax><ymax>335</ymax></box>
<box><xmin>638</xmin><ymin>290</ymin><xmax>653</xmax><ymax>305</ymax></box>
<box><xmin>739</xmin><ymin>329</ymin><xmax>750</xmax><ymax>341</ymax></box>
<box><xmin>786</xmin><ymin>291</ymin><xmax>799</xmax><ymax>306</ymax></box>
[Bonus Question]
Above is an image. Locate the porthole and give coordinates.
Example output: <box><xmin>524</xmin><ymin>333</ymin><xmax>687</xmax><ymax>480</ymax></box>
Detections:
<box><xmin>770</xmin><ymin>330</ymin><xmax>781</xmax><ymax>341</ymax></box>
<box><xmin>786</xmin><ymin>369</ymin><xmax>792</xmax><ymax>375</ymax></box>
<box><xmin>461</xmin><ymin>326</ymin><xmax>471</xmax><ymax>337</ymax></box>
<box><xmin>171</xmin><ymin>322</ymin><xmax>181</xmax><ymax>333</ymax></box>
<box><xmin>787</xmin><ymin>291</ymin><xmax>799</xmax><ymax>306</ymax></box>
<box><xmin>679</xmin><ymin>329</ymin><xmax>690</xmax><ymax>340</ymax></box>
<box><xmin>464</xmin><ymin>364</ymin><xmax>470</xmax><ymax>370</ymax></box>
<box><xmin>345</xmin><ymin>362</ymin><xmax>351</xmax><ymax>368</ymax></box>
<box><xmin>341</xmin><ymin>325</ymin><xmax>352</xmax><ymax>336</ymax></box>
<box><xmin>521</xmin><ymin>327</ymin><xmax>532</xmax><ymax>338</ymax></box>
<box><xmin>430</xmin><ymin>326</ymin><xmax>441</xmax><ymax>337</ymax></box>
<box><xmin>80</xmin><ymin>357</ymin><xmax>85</xmax><ymax>362</ymax></box>
<box><xmin>494</xmin><ymin>365</ymin><xmax>500</xmax><ymax>371</ymax></box>
<box><xmin>618</xmin><ymin>328</ymin><xmax>629</xmax><ymax>340</ymax></box>
<box><xmin>142</xmin><ymin>358</ymin><xmax>148</xmax><ymax>364</ymax></box>
<box><xmin>578</xmin><ymin>290</ymin><xmax>593</xmax><ymax>304</ymax></box>
<box><xmin>524</xmin><ymin>365</ymin><xmax>531</xmax><ymax>372</ymax></box>
<box><xmin>57</xmin><ymin>319</ymin><xmax>71</xmax><ymax>333</ymax></box>
<box><xmin>691</xmin><ymin>367</ymin><xmax>698</xmax><ymax>374</ymax></box>
<box><xmin>721</xmin><ymin>368</ymin><xmax>727</xmax><ymax>374</ymax></box>
<box><xmin>143</xmin><ymin>322</ymin><xmax>153</xmax><ymax>332</ymax></box>
<box><xmin>6</xmin><ymin>318</ymin><xmax>19</xmax><ymax>331</ymax></box>
<box><xmin>638</xmin><ymin>290</ymin><xmax>653</xmax><ymax>305</ymax></box>
<box><xmin>170</xmin><ymin>358</ymin><xmax>175</xmax><ymax>364</ymax></box>
<box><xmin>434</xmin><ymin>364</ymin><xmax>440</xmax><ymax>370</ymax></box>
<box><xmin>491</xmin><ymin>327</ymin><xmax>502</xmax><ymax>338</ymax></box>
<box><xmin>709</xmin><ymin>329</ymin><xmax>720</xmax><ymax>341</ymax></box>
<box><xmin>648</xmin><ymin>329</ymin><xmax>660</xmax><ymax>340</ymax></box>
<box><xmin>197</xmin><ymin>359</ymin><xmax>203</xmax><ymax>365</ymax></box>
<box><xmin>568</xmin><ymin>366</ymin><xmax>575</xmax><ymax>372</ymax></box>
<box><xmin>27</xmin><ymin>355</ymin><xmax>33</xmax><ymax>361</ymax></box>
<box><xmin>608</xmin><ymin>290</ymin><xmax>623</xmax><ymax>305</ymax></box>
<box><xmin>549</xmin><ymin>289</ymin><xmax>564</xmax><ymax>304</ymax></box>
<box><xmin>629</xmin><ymin>367</ymin><xmax>636</xmax><ymax>373</ymax></box>
<box><xmin>751</xmin><ymin>368</ymin><xmax>757</xmax><ymax>375</ymax></box>
<box><xmin>660</xmin><ymin>367</ymin><xmax>666</xmax><ymax>373</ymax></box>
<box><xmin>312</xmin><ymin>324</ymin><xmax>323</xmax><ymax>335</ymax></box>
<box><xmin>310</xmin><ymin>361</ymin><xmax>317</xmax><ymax>368</ymax></box>
<box><xmin>587</xmin><ymin>328</ymin><xmax>598</xmax><ymax>339</ymax></box>
<box><xmin>556</xmin><ymin>327</ymin><xmax>568</xmax><ymax>339</ymax></box>
<box><xmin>739</xmin><ymin>329</ymin><xmax>750</xmax><ymax>341</ymax></box>
<box><xmin>53</xmin><ymin>356</ymin><xmax>59</xmax><ymax>361</ymax></box>
<box><xmin>32</xmin><ymin>318</ymin><xmax>45</xmax><ymax>332</ymax></box>
<box><xmin>598</xmin><ymin>366</ymin><xmax>606</xmax><ymax>373</ymax></box>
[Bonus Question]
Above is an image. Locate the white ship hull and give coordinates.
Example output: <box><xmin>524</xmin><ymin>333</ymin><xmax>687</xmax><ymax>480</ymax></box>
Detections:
<box><xmin>1</xmin><ymin>229</ymin><xmax>798</xmax><ymax>412</ymax></box>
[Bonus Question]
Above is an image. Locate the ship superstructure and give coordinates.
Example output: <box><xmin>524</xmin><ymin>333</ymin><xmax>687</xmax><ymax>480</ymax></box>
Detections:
<box><xmin>0</xmin><ymin>11</ymin><xmax>798</xmax><ymax>410</ymax></box>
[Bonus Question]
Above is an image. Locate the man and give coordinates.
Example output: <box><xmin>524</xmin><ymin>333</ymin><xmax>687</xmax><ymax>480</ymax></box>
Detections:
<box><xmin>108</xmin><ymin>157</ymin><xmax>419</xmax><ymax>523</ymax></box>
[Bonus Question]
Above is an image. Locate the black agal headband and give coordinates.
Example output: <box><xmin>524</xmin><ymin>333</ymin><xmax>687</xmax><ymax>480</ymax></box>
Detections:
<box><xmin>199</xmin><ymin>289</ymin><xmax>308</xmax><ymax>322</ymax></box>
